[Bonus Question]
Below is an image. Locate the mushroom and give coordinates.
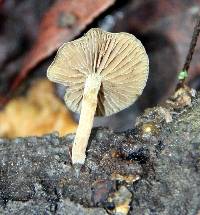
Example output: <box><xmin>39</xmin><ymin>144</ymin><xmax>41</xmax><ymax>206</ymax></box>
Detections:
<box><xmin>47</xmin><ymin>28</ymin><xmax>149</xmax><ymax>168</ymax></box>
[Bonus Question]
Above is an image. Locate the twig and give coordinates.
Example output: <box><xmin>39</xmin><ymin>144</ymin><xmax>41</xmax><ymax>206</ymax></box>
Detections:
<box><xmin>178</xmin><ymin>14</ymin><xmax>200</xmax><ymax>84</ymax></box>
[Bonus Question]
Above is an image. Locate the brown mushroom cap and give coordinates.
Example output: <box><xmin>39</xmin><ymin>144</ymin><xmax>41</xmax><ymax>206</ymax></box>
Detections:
<box><xmin>47</xmin><ymin>28</ymin><xmax>149</xmax><ymax>116</ymax></box>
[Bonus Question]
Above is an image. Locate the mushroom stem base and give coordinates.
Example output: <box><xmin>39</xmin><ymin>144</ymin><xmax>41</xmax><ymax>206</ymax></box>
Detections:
<box><xmin>72</xmin><ymin>74</ymin><xmax>101</xmax><ymax>165</ymax></box>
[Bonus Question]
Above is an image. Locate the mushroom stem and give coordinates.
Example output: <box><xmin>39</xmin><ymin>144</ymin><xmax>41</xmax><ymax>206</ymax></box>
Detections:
<box><xmin>72</xmin><ymin>73</ymin><xmax>101</xmax><ymax>165</ymax></box>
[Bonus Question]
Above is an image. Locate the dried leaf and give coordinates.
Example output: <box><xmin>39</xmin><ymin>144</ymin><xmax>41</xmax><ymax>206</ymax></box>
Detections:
<box><xmin>0</xmin><ymin>79</ymin><xmax>77</xmax><ymax>138</ymax></box>
<box><xmin>108</xmin><ymin>186</ymin><xmax>132</xmax><ymax>215</ymax></box>
<box><xmin>0</xmin><ymin>0</ymin><xmax>4</xmax><ymax>7</ymax></box>
<box><xmin>11</xmin><ymin>0</ymin><xmax>115</xmax><ymax>92</ymax></box>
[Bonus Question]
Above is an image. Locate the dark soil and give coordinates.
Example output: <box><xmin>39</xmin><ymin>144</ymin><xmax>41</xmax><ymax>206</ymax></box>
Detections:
<box><xmin>0</xmin><ymin>95</ymin><xmax>200</xmax><ymax>215</ymax></box>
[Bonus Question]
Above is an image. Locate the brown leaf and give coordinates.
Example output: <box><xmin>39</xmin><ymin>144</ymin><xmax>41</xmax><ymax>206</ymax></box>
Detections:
<box><xmin>11</xmin><ymin>0</ymin><xmax>115</xmax><ymax>92</ymax></box>
<box><xmin>0</xmin><ymin>79</ymin><xmax>77</xmax><ymax>138</ymax></box>
<box><xmin>0</xmin><ymin>0</ymin><xmax>4</xmax><ymax>7</ymax></box>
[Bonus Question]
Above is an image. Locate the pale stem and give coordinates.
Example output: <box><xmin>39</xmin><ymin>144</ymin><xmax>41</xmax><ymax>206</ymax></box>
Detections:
<box><xmin>72</xmin><ymin>74</ymin><xmax>101</xmax><ymax>165</ymax></box>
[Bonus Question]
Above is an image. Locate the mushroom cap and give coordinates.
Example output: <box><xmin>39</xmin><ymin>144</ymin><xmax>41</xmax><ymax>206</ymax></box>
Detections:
<box><xmin>47</xmin><ymin>28</ymin><xmax>149</xmax><ymax>116</ymax></box>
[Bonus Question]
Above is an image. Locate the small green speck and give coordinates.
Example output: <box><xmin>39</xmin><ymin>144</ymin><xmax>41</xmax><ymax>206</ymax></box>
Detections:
<box><xmin>178</xmin><ymin>70</ymin><xmax>188</xmax><ymax>80</ymax></box>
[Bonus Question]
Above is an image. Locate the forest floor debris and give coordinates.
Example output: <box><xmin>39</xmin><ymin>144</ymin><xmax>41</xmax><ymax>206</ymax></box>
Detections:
<box><xmin>0</xmin><ymin>94</ymin><xmax>200</xmax><ymax>214</ymax></box>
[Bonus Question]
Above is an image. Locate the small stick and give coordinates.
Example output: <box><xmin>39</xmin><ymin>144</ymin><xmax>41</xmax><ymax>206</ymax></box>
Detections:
<box><xmin>178</xmin><ymin>14</ymin><xmax>200</xmax><ymax>85</ymax></box>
